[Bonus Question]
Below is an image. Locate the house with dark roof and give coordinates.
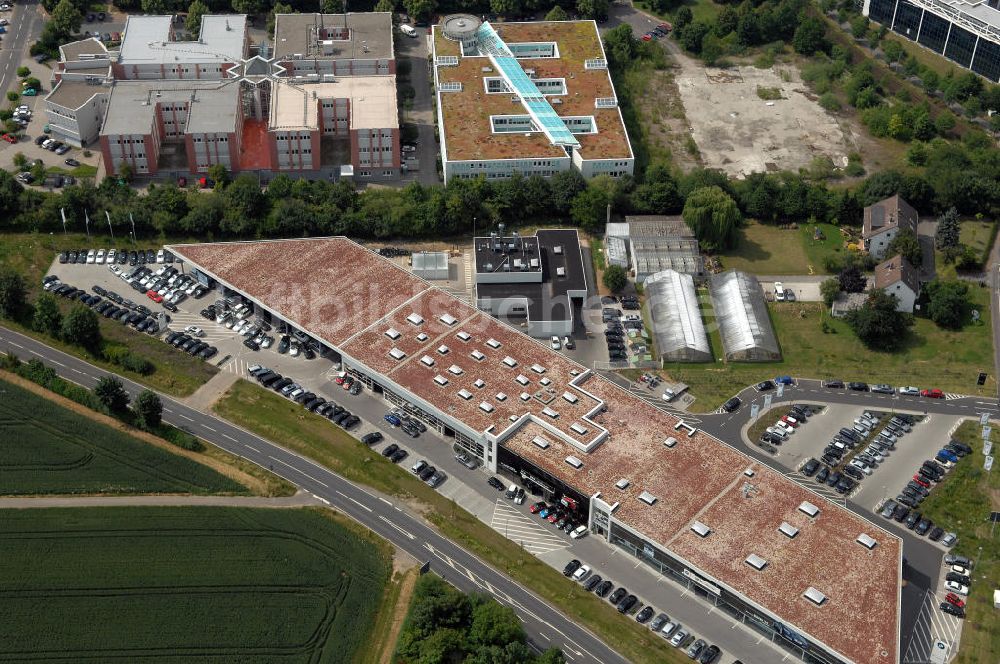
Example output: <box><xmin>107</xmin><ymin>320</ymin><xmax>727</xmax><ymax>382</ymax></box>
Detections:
<box><xmin>872</xmin><ymin>254</ymin><xmax>920</xmax><ymax>313</ymax></box>
<box><xmin>862</xmin><ymin>195</ymin><xmax>919</xmax><ymax>259</ymax></box>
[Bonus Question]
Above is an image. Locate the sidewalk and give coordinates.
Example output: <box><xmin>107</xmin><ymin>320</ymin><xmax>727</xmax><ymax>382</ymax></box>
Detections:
<box><xmin>182</xmin><ymin>370</ymin><xmax>240</xmax><ymax>410</ymax></box>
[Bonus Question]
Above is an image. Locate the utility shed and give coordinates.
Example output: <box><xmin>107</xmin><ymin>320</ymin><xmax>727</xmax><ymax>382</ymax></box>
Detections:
<box><xmin>412</xmin><ymin>252</ymin><xmax>450</xmax><ymax>280</ymax></box>
<box><xmin>645</xmin><ymin>270</ymin><xmax>711</xmax><ymax>362</ymax></box>
<box><xmin>709</xmin><ymin>270</ymin><xmax>781</xmax><ymax>362</ymax></box>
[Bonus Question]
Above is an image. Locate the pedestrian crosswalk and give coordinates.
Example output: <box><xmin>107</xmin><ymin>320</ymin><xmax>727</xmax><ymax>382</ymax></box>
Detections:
<box><xmin>902</xmin><ymin>589</ymin><xmax>963</xmax><ymax>663</ymax></box>
<box><xmin>943</xmin><ymin>393</ymin><xmax>967</xmax><ymax>401</ymax></box>
<box><xmin>490</xmin><ymin>500</ymin><xmax>570</xmax><ymax>555</ymax></box>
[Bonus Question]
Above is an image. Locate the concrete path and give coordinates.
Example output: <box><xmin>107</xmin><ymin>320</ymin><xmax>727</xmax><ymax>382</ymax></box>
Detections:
<box><xmin>0</xmin><ymin>490</ymin><xmax>322</xmax><ymax>509</ymax></box>
<box><xmin>182</xmin><ymin>370</ymin><xmax>240</xmax><ymax>410</ymax></box>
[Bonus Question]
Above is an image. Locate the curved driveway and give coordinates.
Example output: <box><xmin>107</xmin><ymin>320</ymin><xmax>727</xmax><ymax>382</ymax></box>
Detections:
<box><xmin>0</xmin><ymin>325</ymin><xmax>625</xmax><ymax>664</ymax></box>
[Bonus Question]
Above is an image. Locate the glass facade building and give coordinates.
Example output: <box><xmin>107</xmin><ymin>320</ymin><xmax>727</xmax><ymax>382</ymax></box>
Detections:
<box><xmin>864</xmin><ymin>0</ymin><xmax>1000</xmax><ymax>81</ymax></box>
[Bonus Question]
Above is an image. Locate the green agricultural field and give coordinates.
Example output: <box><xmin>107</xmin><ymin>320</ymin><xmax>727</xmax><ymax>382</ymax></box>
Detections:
<box><xmin>0</xmin><ymin>377</ymin><xmax>245</xmax><ymax>494</ymax></box>
<box><xmin>0</xmin><ymin>506</ymin><xmax>390</xmax><ymax>663</ymax></box>
<box><xmin>660</xmin><ymin>287</ymin><xmax>994</xmax><ymax>411</ymax></box>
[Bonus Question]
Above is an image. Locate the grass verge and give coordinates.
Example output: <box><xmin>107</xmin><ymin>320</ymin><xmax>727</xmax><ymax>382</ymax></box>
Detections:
<box><xmin>366</xmin><ymin>567</ymin><xmax>419</xmax><ymax>664</ymax></box>
<box><xmin>660</xmin><ymin>290</ymin><xmax>994</xmax><ymax>412</ymax></box>
<box><xmin>917</xmin><ymin>421</ymin><xmax>1000</xmax><ymax>664</ymax></box>
<box><xmin>213</xmin><ymin>379</ymin><xmax>689</xmax><ymax>664</ymax></box>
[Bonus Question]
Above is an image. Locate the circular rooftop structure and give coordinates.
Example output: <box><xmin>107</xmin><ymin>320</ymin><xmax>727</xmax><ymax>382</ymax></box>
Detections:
<box><xmin>440</xmin><ymin>14</ymin><xmax>482</xmax><ymax>42</ymax></box>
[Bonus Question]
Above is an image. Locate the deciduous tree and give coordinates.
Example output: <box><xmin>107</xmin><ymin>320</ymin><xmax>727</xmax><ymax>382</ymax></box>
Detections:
<box><xmin>846</xmin><ymin>289</ymin><xmax>912</xmax><ymax>350</ymax></box>
<box><xmin>0</xmin><ymin>267</ymin><xmax>25</xmax><ymax>318</ymax></box>
<box><xmin>94</xmin><ymin>376</ymin><xmax>130</xmax><ymax>412</ymax></box>
<box><xmin>186</xmin><ymin>0</ymin><xmax>209</xmax><ymax>35</ymax></box>
<box><xmin>886</xmin><ymin>228</ymin><xmax>922</xmax><ymax>267</ymax></box>
<box><xmin>681</xmin><ymin>185</ymin><xmax>741</xmax><ymax>251</ymax></box>
<box><xmin>61</xmin><ymin>304</ymin><xmax>101</xmax><ymax>351</ymax></box>
<box><xmin>134</xmin><ymin>389</ymin><xmax>163</xmax><ymax>428</ymax></box>
<box><xmin>925</xmin><ymin>279</ymin><xmax>969</xmax><ymax>329</ymax></box>
<box><xmin>820</xmin><ymin>278</ymin><xmax>840</xmax><ymax>307</ymax></box>
<box><xmin>838</xmin><ymin>265</ymin><xmax>866</xmax><ymax>293</ymax></box>
<box><xmin>32</xmin><ymin>293</ymin><xmax>62</xmax><ymax>336</ymax></box>
<box><xmin>602</xmin><ymin>264</ymin><xmax>627</xmax><ymax>292</ymax></box>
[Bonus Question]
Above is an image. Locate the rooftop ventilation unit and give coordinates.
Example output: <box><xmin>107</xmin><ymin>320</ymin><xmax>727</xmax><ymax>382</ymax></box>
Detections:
<box><xmin>556</xmin><ymin>267</ymin><xmax>566</xmax><ymax>277</ymax></box>
<box><xmin>516</xmin><ymin>375</ymin><xmax>529</xmax><ymax>386</ymax></box>
<box><xmin>542</xmin><ymin>407</ymin><xmax>558</xmax><ymax>419</ymax></box>
<box><xmin>520</xmin><ymin>392</ymin><xmax>531</xmax><ymax>401</ymax></box>
<box><xmin>416</xmin><ymin>333</ymin><xmax>429</xmax><ymax>342</ymax></box>
<box><xmin>803</xmin><ymin>587</ymin><xmax>827</xmax><ymax>606</ymax></box>
<box><xmin>474</xmin><ymin>378</ymin><xmax>486</xmax><ymax>388</ymax></box>
<box><xmin>406</xmin><ymin>313</ymin><xmax>424</xmax><ymax>325</ymax></box>
<box><xmin>616</xmin><ymin>478</ymin><xmax>630</xmax><ymax>490</ymax></box>
<box><xmin>434</xmin><ymin>375</ymin><xmax>449</xmax><ymax>386</ymax></box>
<box><xmin>471</xmin><ymin>350</ymin><xmax>485</xmax><ymax>361</ymax></box>
<box><xmin>663</xmin><ymin>436</ymin><xmax>678</xmax><ymax>448</ymax></box>
<box><xmin>638</xmin><ymin>491</ymin><xmax>657</xmax><ymax>506</ymax></box>
<box><xmin>440</xmin><ymin>314</ymin><xmax>457</xmax><ymax>326</ymax></box>
<box><xmin>496</xmin><ymin>392</ymin><xmax>507</xmax><ymax>401</ymax></box>
<box><xmin>562</xmin><ymin>392</ymin><xmax>578</xmax><ymax>404</ymax></box>
<box><xmin>389</xmin><ymin>348</ymin><xmax>406</xmax><ymax>360</ymax></box>
<box><xmin>457</xmin><ymin>331</ymin><xmax>471</xmax><ymax>341</ymax></box>
<box><xmin>531</xmin><ymin>363</ymin><xmax>546</xmax><ymax>374</ymax></box>
<box><xmin>448</xmin><ymin>365</ymin><xmax>464</xmax><ymax>375</ymax></box>
<box><xmin>384</xmin><ymin>327</ymin><xmax>400</xmax><ymax>340</ymax></box>
<box><xmin>479</xmin><ymin>401</ymin><xmax>495</xmax><ymax>413</ymax></box>
<box><xmin>554</xmin><ymin>245</ymin><xmax>563</xmax><ymax>254</ymax></box>
<box><xmin>502</xmin><ymin>356</ymin><xmax>517</xmax><ymax>368</ymax></box>
<box><xmin>458</xmin><ymin>389</ymin><xmax>472</xmax><ymax>400</ymax></box>
<box><xmin>570</xmin><ymin>423</ymin><xmax>588</xmax><ymax>435</ymax></box>
<box><xmin>486</xmin><ymin>338</ymin><xmax>501</xmax><ymax>349</ymax></box>
<box><xmin>778</xmin><ymin>522</ymin><xmax>799</xmax><ymax>539</ymax></box>
<box><xmin>565</xmin><ymin>456</ymin><xmax>583</xmax><ymax>469</ymax></box>
<box><xmin>420</xmin><ymin>355</ymin><xmax>435</xmax><ymax>367</ymax></box>
<box><xmin>798</xmin><ymin>501</ymin><xmax>820</xmax><ymax>518</ymax></box>
<box><xmin>856</xmin><ymin>533</ymin><xmax>878</xmax><ymax>550</ymax></box>
<box><xmin>744</xmin><ymin>468</ymin><xmax>755</xmax><ymax>477</ymax></box>
<box><xmin>691</xmin><ymin>521</ymin><xmax>711</xmax><ymax>537</ymax></box>
<box><xmin>745</xmin><ymin>554</ymin><xmax>767</xmax><ymax>570</ymax></box>
<box><xmin>532</xmin><ymin>436</ymin><xmax>550</xmax><ymax>449</ymax></box>
<box><xmin>539</xmin><ymin>377</ymin><xmax>551</xmax><ymax>386</ymax></box>
<box><xmin>438</xmin><ymin>345</ymin><xmax>450</xmax><ymax>355</ymax></box>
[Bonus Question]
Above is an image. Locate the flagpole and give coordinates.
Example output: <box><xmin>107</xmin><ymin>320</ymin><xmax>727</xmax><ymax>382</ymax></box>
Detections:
<box><xmin>105</xmin><ymin>211</ymin><xmax>115</xmax><ymax>241</ymax></box>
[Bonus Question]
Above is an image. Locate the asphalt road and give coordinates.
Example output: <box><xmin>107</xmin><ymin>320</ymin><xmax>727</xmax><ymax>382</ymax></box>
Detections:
<box><xmin>0</xmin><ymin>324</ymin><xmax>626</xmax><ymax>664</ymax></box>
<box><xmin>0</xmin><ymin>1</ymin><xmax>43</xmax><ymax>98</ymax></box>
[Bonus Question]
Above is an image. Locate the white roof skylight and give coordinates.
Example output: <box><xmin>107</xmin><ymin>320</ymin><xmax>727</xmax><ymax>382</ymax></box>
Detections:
<box><xmin>542</xmin><ymin>407</ymin><xmax>558</xmax><ymax>419</ymax></box>
<box><xmin>798</xmin><ymin>501</ymin><xmax>820</xmax><ymax>518</ymax></box>
<box><xmin>745</xmin><ymin>554</ymin><xmax>768</xmax><ymax>570</ymax></box>
<box><xmin>458</xmin><ymin>389</ymin><xmax>472</xmax><ymax>400</ymax></box>
<box><xmin>778</xmin><ymin>522</ymin><xmax>799</xmax><ymax>538</ymax></box>
<box><xmin>420</xmin><ymin>355</ymin><xmax>435</xmax><ymax>367</ymax></box>
<box><xmin>471</xmin><ymin>350</ymin><xmax>485</xmax><ymax>361</ymax></box>
<box><xmin>516</xmin><ymin>374</ymin><xmax>529</xmax><ymax>386</ymax></box>
<box><xmin>448</xmin><ymin>365</ymin><xmax>464</xmax><ymax>375</ymax></box>
<box><xmin>406</xmin><ymin>313</ymin><xmax>424</xmax><ymax>325</ymax></box>
<box><xmin>663</xmin><ymin>436</ymin><xmax>677</xmax><ymax>448</ymax></box>
<box><xmin>473</xmin><ymin>378</ymin><xmax>486</xmax><ymax>388</ymax></box>
<box><xmin>638</xmin><ymin>491</ymin><xmax>658</xmax><ymax>506</ymax></box>
<box><xmin>502</xmin><ymin>356</ymin><xmax>518</xmax><ymax>368</ymax></box>
<box><xmin>570</xmin><ymin>423</ymin><xmax>588</xmax><ymax>435</ymax></box>
<box><xmin>531</xmin><ymin>363</ymin><xmax>546</xmax><ymax>374</ymax></box>
<box><xmin>496</xmin><ymin>392</ymin><xmax>507</xmax><ymax>401</ymax></box>
<box><xmin>539</xmin><ymin>377</ymin><xmax>551</xmax><ymax>386</ymax></box>
<box><xmin>434</xmin><ymin>375</ymin><xmax>449</xmax><ymax>386</ymax></box>
<box><xmin>615</xmin><ymin>478</ymin><xmax>630</xmax><ymax>489</ymax></box>
<box><xmin>486</xmin><ymin>338</ymin><xmax>501</xmax><ymax>349</ymax></box>
<box><xmin>804</xmin><ymin>587</ymin><xmax>827</xmax><ymax>605</ymax></box>
<box><xmin>856</xmin><ymin>533</ymin><xmax>877</xmax><ymax>549</ymax></box>
<box><xmin>437</xmin><ymin>345</ymin><xmax>450</xmax><ymax>355</ymax></box>
<box><xmin>416</xmin><ymin>332</ymin><xmax>429</xmax><ymax>341</ymax></box>
<box><xmin>479</xmin><ymin>401</ymin><xmax>495</xmax><ymax>413</ymax></box>
<box><xmin>691</xmin><ymin>521</ymin><xmax>711</xmax><ymax>537</ymax></box>
<box><xmin>384</xmin><ymin>327</ymin><xmax>401</xmax><ymax>340</ymax></box>
<box><xmin>520</xmin><ymin>392</ymin><xmax>531</xmax><ymax>401</ymax></box>
<box><xmin>440</xmin><ymin>313</ymin><xmax>457</xmax><ymax>326</ymax></box>
<box><xmin>565</xmin><ymin>456</ymin><xmax>583</xmax><ymax>469</ymax></box>
<box><xmin>389</xmin><ymin>348</ymin><xmax>406</xmax><ymax>360</ymax></box>
<box><xmin>532</xmin><ymin>436</ymin><xmax>550</xmax><ymax>449</ymax></box>
<box><xmin>562</xmin><ymin>391</ymin><xmax>578</xmax><ymax>404</ymax></box>
<box><xmin>457</xmin><ymin>331</ymin><xmax>471</xmax><ymax>341</ymax></box>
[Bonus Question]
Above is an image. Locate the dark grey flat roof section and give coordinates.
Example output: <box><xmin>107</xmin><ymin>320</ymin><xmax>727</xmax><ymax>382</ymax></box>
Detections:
<box><xmin>475</xmin><ymin>229</ymin><xmax>587</xmax><ymax>333</ymax></box>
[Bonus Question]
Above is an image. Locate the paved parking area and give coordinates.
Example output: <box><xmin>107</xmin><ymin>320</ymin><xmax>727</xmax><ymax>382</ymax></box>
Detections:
<box><xmin>767</xmin><ymin>403</ymin><xmax>860</xmax><ymax>470</ymax></box>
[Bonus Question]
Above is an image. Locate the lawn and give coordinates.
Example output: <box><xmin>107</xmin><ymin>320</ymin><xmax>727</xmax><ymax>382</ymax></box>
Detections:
<box><xmin>46</xmin><ymin>163</ymin><xmax>99</xmax><ymax>178</ymax></box>
<box><xmin>716</xmin><ymin>222</ymin><xmax>848</xmax><ymax>275</ymax></box>
<box><xmin>0</xmin><ymin>232</ymin><xmax>218</xmax><ymax>396</ymax></box>
<box><xmin>661</xmin><ymin>286</ymin><xmax>994</xmax><ymax>411</ymax></box>
<box><xmin>960</xmin><ymin>220</ymin><xmax>996</xmax><ymax>256</ymax></box>
<box><xmin>917</xmin><ymin>421</ymin><xmax>1000</xmax><ymax>664</ymax></box>
<box><xmin>0</xmin><ymin>506</ymin><xmax>391</xmax><ymax>664</ymax></box>
<box><xmin>213</xmin><ymin>380</ymin><xmax>689</xmax><ymax>664</ymax></box>
<box><xmin>637</xmin><ymin>0</ymin><xmax>721</xmax><ymax>23</ymax></box>
<box><xmin>0</xmin><ymin>376</ymin><xmax>246</xmax><ymax>495</ymax></box>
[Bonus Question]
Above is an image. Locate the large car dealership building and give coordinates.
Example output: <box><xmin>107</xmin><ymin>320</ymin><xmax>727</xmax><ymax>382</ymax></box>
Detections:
<box><xmin>170</xmin><ymin>237</ymin><xmax>902</xmax><ymax>664</ymax></box>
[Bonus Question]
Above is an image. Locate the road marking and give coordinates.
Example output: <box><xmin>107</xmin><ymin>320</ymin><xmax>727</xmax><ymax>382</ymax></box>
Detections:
<box><xmin>245</xmin><ymin>444</ymin><xmax>261</xmax><ymax>453</ymax></box>
<box><xmin>223</xmin><ymin>433</ymin><xmax>237</xmax><ymax>442</ymax></box>
<box><xmin>268</xmin><ymin>455</ymin><xmax>329</xmax><ymax>488</ymax></box>
<box><xmin>7</xmin><ymin>341</ymin><xmax>21</xmax><ymax>349</ymax></box>
<box><xmin>177</xmin><ymin>413</ymin><xmax>193</xmax><ymax>422</ymax></box>
<box><xmin>48</xmin><ymin>359</ymin><xmax>65</xmax><ymax>367</ymax></box>
<box><xmin>314</xmin><ymin>495</ymin><xmax>330</xmax><ymax>505</ymax></box>
<box><xmin>202</xmin><ymin>424</ymin><xmax>216</xmax><ymax>432</ymax></box>
<box><xmin>379</xmin><ymin>515</ymin><xmax>415</xmax><ymax>540</ymax></box>
<box><xmin>337</xmin><ymin>490</ymin><xmax>373</xmax><ymax>513</ymax></box>
<box><xmin>379</xmin><ymin>496</ymin><xmax>392</xmax><ymax>506</ymax></box>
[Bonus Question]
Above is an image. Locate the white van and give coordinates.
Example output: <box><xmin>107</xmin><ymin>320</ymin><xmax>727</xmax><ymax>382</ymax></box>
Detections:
<box><xmin>400</xmin><ymin>24</ymin><xmax>417</xmax><ymax>37</ymax></box>
<box><xmin>570</xmin><ymin>525</ymin><xmax>588</xmax><ymax>539</ymax></box>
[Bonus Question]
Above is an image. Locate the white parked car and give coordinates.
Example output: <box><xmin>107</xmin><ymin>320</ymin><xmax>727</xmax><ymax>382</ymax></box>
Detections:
<box><xmin>774</xmin><ymin>421</ymin><xmax>794</xmax><ymax>434</ymax></box>
<box><xmin>550</xmin><ymin>335</ymin><xmax>561</xmax><ymax>350</ymax></box>
<box><xmin>850</xmin><ymin>459</ymin><xmax>873</xmax><ymax>475</ymax></box>
<box><xmin>951</xmin><ymin>565</ymin><xmax>970</xmax><ymax>576</ymax></box>
<box><xmin>774</xmin><ymin>282</ymin><xmax>785</xmax><ymax>301</ymax></box>
<box><xmin>184</xmin><ymin>325</ymin><xmax>205</xmax><ymax>337</ymax></box>
<box><xmin>105</xmin><ymin>249</ymin><xmax>116</xmax><ymax>264</ymax></box>
<box><xmin>766</xmin><ymin>426</ymin><xmax>788</xmax><ymax>440</ymax></box>
<box><xmin>944</xmin><ymin>581</ymin><xmax>969</xmax><ymax>596</ymax></box>
<box><xmin>289</xmin><ymin>344</ymin><xmax>300</xmax><ymax>357</ymax></box>
<box><xmin>571</xmin><ymin>565</ymin><xmax>590</xmax><ymax>582</ymax></box>
<box><xmin>570</xmin><ymin>525</ymin><xmax>588</xmax><ymax>539</ymax></box>
<box><xmin>898</xmin><ymin>386</ymin><xmax>921</xmax><ymax>395</ymax></box>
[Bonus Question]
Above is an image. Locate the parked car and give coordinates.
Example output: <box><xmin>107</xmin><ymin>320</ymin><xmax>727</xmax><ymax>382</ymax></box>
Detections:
<box><xmin>921</xmin><ymin>388</ymin><xmax>945</xmax><ymax>398</ymax></box>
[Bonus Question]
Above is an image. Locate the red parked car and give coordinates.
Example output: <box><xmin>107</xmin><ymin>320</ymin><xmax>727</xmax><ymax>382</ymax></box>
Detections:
<box><xmin>146</xmin><ymin>289</ymin><xmax>163</xmax><ymax>303</ymax></box>
<box><xmin>781</xmin><ymin>415</ymin><xmax>800</xmax><ymax>427</ymax></box>
<box><xmin>921</xmin><ymin>388</ymin><xmax>944</xmax><ymax>398</ymax></box>
<box><xmin>912</xmin><ymin>475</ymin><xmax>931</xmax><ymax>488</ymax></box>
<box><xmin>529</xmin><ymin>501</ymin><xmax>546</xmax><ymax>514</ymax></box>
<box><xmin>658</xmin><ymin>22</ymin><xmax>673</xmax><ymax>32</ymax></box>
<box><xmin>945</xmin><ymin>593</ymin><xmax>965</xmax><ymax>608</ymax></box>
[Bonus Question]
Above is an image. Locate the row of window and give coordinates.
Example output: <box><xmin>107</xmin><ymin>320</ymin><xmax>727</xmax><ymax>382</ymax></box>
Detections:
<box><xmin>358</xmin><ymin>170</ymin><xmax>397</xmax><ymax>177</ymax></box>
<box><xmin>192</xmin><ymin>136</ymin><xmax>229</xmax><ymax>143</ymax></box>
